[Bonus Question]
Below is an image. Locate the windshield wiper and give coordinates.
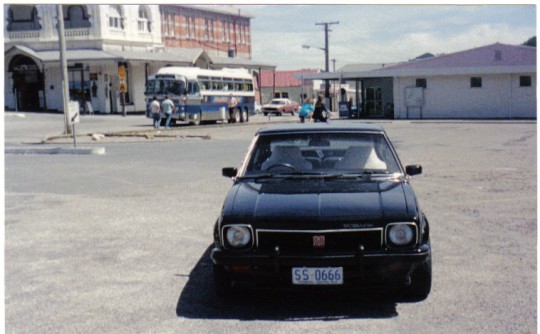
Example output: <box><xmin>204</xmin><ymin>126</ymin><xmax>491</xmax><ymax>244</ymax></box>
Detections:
<box><xmin>323</xmin><ymin>170</ymin><xmax>392</xmax><ymax>181</ymax></box>
<box><xmin>237</xmin><ymin>173</ymin><xmax>277</xmax><ymax>180</ymax></box>
<box><xmin>323</xmin><ymin>173</ymin><xmax>367</xmax><ymax>180</ymax></box>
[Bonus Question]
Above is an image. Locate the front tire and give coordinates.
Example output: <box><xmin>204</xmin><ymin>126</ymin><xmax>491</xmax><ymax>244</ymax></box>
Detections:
<box><xmin>401</xmin><ymin>253</ymin><xmax>432</xmax><ymax>302</ymax></box>
<box><xmin>190</xmin><ymin>111</ymin><xmax>201</xmax><ymax>126</ymax></box>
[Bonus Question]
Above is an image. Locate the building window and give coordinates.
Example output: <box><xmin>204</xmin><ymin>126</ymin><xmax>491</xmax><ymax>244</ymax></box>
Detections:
<box><xmin>204</xmin><ymin>18</ymin><xmax>210</xmax><ymax>41</ymax></box>
<box><xmin>186</xmin><ymin>16</ymin><xmax>196</xmax><ymax>39</ymax></box>
<box><xmin>221</xmin><ymin>20</ymin><xmax>226</xmax><ymax>42</ymax></box>
<box><xmin>210</xmin><ymin>19</ymin><xmax>215</xmax><ymax>41</ymax></box>
<box><xmin>162</xmin><ymin>14</ymin><xmax>169</xmax><ymax>36</ymax></box>
<box><xmin>108</xmin><ymin>5</ymin><xmax>123</xmax><ymax>29</ymax></box>
<box><xmin>470</xmin><ymin>77</ymin><xmax>482</xmax><ymax>88</ymax></box>
<box><xmin>416</xmin><ymin>78</ymin><xmax>427</xmax><ymax>89</ymax></box>
<box><xmin>7</xmin><ymin>5</ymin><xmax>41</xmax><ymax>31</ymax></box>
<box><xmin>520</xmin><ymin>76</ymin><xmax>532</xmax><ymax>87</ymax></box>
<box><xmin>137</xmin><ymin>6</ymin><xmax>151</xmax><ymax>32</ymax></box>
<box><xmin>495</xmin><ymin>50</ymin><xmax>502</xmax><ymax>61</ymax></box>
<box><xmin>64</xmin><ymin>5</ymin><xmax>90</xmax><ymax>29</ymax></box>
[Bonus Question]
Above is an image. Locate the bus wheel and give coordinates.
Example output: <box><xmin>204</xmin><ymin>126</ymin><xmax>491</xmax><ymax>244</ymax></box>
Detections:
<box><xmin>190</xmin><ymin>112</ymin><xmax>201</xmax><ymax>126</ymax></box>
<box><xmin>234</xmin><ymin>110</ymin><xmax>241</xmax><ymax>123</ymax></box>
<box><xmin>241</xmin><ymin>109</ymin><xmax>248</xmax><ymax>123</ymax></box>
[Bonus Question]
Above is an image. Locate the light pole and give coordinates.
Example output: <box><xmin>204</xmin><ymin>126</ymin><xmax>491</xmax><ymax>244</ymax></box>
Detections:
<box><xmin>302</xmin><ymin>43</ymin><xmax>326</xmax><ymax>101</ymax></box>
<box><xmin>304</xmin><ymin>21</ymin><xmax>339</xmax><ymax>109</ymax></box>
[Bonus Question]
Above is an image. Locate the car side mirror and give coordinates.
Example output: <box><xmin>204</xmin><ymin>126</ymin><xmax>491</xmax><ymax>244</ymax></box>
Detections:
<box><xmin>406</xmin><ymin>165</ymin><xmax>422</xmax><ymax>176</ymax></box>
<box><xmin>222</xmin><ymin>167</ymin><xmax>238</xmax><ymax>178</ymax></box>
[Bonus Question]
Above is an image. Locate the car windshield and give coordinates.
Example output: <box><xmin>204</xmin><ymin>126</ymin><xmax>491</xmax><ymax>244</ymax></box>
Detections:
<box><xmin>271</xmin><ymin>100</ymin><xmax>286</xmax><ymax>105</ymax></box>
<box><xmin>244</xmin><ymin>132</ymin><xmax>402</xmax><ymax>178</ymax></box>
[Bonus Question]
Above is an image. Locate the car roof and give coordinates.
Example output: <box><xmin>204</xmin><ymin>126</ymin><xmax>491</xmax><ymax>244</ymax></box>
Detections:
<box><xmin>256</xmin><ymin>122</ymin><xmax>386</xmax><ymax>135</ymax></box>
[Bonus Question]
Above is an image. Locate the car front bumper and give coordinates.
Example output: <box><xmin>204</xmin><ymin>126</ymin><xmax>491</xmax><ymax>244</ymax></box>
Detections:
<box><xmin>211</xmin><ymin>243</ymin><xmax>430</xmax><ymax>289</ymax></box>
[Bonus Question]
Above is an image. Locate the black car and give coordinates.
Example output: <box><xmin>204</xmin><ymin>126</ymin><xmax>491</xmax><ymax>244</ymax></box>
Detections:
<box><xmin>211</xmin><ymin>123</ymin><xmax>431</xmax><ymax>301</ymax></box>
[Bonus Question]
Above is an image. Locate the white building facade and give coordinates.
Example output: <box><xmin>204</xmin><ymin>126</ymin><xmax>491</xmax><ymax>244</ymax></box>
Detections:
<box><xmin>4</xmin><ymin>4</ymin><xmax>168</xmax><ymax>113</ymax></box>
<box><xmin>301</xmin><ymin>43</ymin><xmax>536</xmax><ymax>119</ymax></box>
<box><xmin>6</xmin><ymin>4</ymin><xmax>273</xmax><ymax>114</ymax></box>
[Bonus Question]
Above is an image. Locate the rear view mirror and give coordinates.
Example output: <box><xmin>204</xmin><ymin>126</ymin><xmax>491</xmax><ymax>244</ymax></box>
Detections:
<box><xmin>405</xmin><ymin>165</ymin><xmax>422</xmax><ymax>176</ymax></box>
<box><xmin>222</xmin><ymin>167</ymin><xmax>238</xmax><ymax>178</ymax></box>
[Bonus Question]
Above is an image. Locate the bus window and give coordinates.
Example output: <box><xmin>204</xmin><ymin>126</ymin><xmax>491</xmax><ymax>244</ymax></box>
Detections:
<box><xmin>199</xmin><ymin>76</ymin><xmax>210</xmax><ymax>90</ymax></box>
<box><xmin>223</xmin><ymin>77</ymin><xmax>233</xmax><ymax>91</ymax></box>
<box><xmin>234</xmin><ymin>79</ymin><xmax>243</xmax><ymax>91</ymax></box>
<box><xmin>169</xmin><ymin>81</ymin><xmax>182</xmax><ymax>95</ymax></box>
<box><xmin>188</xmin><ymin>81</ymin><xmax>200</xmax><ymax>95</ymax></box>
<box><xmin>211</xmin><ymin>77</ymin><xmax>222</xmax><ymax>91</ymax></box>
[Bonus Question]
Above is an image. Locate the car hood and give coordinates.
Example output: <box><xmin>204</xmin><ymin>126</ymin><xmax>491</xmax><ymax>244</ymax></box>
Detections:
<box><xmin>221</xmin><ymin>179</ymin><xmax>419</xmax><ymax>228</ymax></box>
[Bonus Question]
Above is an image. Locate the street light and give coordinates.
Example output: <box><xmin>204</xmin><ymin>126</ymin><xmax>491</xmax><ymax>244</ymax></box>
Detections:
<box><xmin>303</xmin><ymin>21</ymin><xmax>338</xmax><ymax>109</ymax></box>
<box><xmin>302</xmin><ymin>43</ymin><xmax>330</xmax><ymax>107</ymax></box>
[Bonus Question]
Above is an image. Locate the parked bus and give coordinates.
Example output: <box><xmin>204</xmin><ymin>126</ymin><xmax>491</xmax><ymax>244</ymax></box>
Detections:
<box><xmin>145</xmin><ymin>67</ymin><xmax>255</xmax><ymax>125</ymax></box>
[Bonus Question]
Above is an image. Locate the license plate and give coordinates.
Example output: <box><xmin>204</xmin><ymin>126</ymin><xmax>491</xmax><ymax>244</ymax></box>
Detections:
<box><xmin>292</xmin><ymin>267</ymin><xmax>343</xmax><ymax>285</ymax></box>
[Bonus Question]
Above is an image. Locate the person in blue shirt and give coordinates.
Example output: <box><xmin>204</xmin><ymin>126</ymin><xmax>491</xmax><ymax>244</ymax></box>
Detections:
<box><xmin>299</xmin><ymin>97</ymin><xmax>314</xmax><ymax>123</ymax></box>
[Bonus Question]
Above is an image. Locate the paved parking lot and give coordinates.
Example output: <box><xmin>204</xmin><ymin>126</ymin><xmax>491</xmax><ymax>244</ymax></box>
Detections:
<box><xmin>4</xmin><ymin>113</ymin><xmax>537</xmax><ymax>333</ymax></box>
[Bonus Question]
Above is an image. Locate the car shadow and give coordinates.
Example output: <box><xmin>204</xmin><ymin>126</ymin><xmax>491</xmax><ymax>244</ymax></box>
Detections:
<box><xmin>176</xmin><ymin>245</ymin><xmax>398</xmax><ymax>320</ymax></box>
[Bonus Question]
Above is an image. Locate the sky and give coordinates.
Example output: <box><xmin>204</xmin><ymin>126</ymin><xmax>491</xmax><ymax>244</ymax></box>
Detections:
<box><xmin>232</xmin><ymin>4</ymin><xmax>537</xmax><ymax>71</ymax></box>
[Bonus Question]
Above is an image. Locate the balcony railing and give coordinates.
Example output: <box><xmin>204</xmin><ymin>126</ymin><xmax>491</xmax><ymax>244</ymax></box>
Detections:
<box><xmin>64</xmin><ymin>28</ymin><xmax>90</xmax><ymax>37</ymax></box>
<box><xmin>8</xmin><ymin>28</ymin><xmax>92</xmax><ymax>41</ymax></box>
<box><xmin>8</xmin><ymin>31</ymin><xmax>40</xmax><ymax>39</ymax></box>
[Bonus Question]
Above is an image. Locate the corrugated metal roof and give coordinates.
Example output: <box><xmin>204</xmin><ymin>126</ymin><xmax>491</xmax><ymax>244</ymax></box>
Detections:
<box><xmin>337</xmin><ymin>63</ymin><xmax>396</xmax><ymax>72</ymax></box>
<box><xmin>380</xmin><ymin>43</ymin><xmax>536</xmax><ymax>71</ymax></box>
<box><xmin>211</xmin><ymin>55</ymin><xmax>275</xmax><ymax>70</ymax></box>
<box><xmin>299</xmin><ymin>43</ymin><xmax>536</xmax><ymax>81</ymax></box>
<box><xmin>260</xmin><ymin>69</ymin><xmax>319</xmax><ymax>87</ymax></box>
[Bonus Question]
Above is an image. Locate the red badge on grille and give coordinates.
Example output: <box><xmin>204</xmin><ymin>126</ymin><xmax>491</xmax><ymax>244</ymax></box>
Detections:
<box><xmin>313</xmin><ymin>235</ymin><xmax>325</xmax><ymax>249</ymax></box>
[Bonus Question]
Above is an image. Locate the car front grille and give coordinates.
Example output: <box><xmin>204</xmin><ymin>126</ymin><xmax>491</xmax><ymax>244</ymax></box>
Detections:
<box><xmin>256</xmin><ymin>228</ymin><xmax>383</xmax><ymax>253</ymax></box>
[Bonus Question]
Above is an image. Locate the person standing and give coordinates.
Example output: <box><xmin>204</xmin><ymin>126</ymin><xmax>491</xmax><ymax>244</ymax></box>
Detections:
<box><xmin>161</xmin><ymin>95</ymin><xmax>176</xmax><ymax>129</ymax></box>
<box><xmin>149</xmin><ymin>96</ymin><xmax>161</xmax><ymax>130</ymax></box>
<box><xmin>312</xmin><ymin>95</ymin><xmax>328</xmax><ymax>123</ymax></box>
<box><xmin>299</xmin><ymin>97</ymin><xmax>314</xmax><ymax>123</ymax></box>
<box><xmin>228</xmin><ymin>93</ymin><xmax>238</xmax><ymax>123</ymax></box>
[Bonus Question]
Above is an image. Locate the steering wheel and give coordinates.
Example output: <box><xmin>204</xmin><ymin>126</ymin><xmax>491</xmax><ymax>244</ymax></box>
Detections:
<box><xmin>265</xmin><ymin>163</ymin><xmax>298</xmax><ymax>171</ymax></box>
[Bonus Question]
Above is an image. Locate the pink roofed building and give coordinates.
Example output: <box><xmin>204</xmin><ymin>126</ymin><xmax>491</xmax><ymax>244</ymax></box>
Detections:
<box><xmin>301</xmin><ymin>43</ymin><xmax>536</xmax><ymax>119</ymax></box>
<box><xmin>259</xmin><ymin>69</ymin><xmax>319</xmax><ymax>104</ymax></box>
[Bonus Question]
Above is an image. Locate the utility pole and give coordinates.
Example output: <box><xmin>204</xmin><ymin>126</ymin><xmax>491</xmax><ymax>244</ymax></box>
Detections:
<box><xmin>315</xmin><ymin>21</ymin><xmax>339</xmax><ymax>109</ymax></box>
<box><xmin>56</xmin><ymin>4</ymin><xmax>72</xmax><ymax>135</ymax></box>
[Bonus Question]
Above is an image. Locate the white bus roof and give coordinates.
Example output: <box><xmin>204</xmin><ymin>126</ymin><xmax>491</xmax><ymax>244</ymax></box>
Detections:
<box><xmin>154</xmin><ymin>67</ymin><xmax>252</xmax><ymax>80</ymax></box>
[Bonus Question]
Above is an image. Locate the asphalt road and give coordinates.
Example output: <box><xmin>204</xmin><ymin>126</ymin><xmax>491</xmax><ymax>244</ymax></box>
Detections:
<box><xmin>4</xmin><ymin>112</ymin><xmax>537</xmax><ymax>333</ymax></box>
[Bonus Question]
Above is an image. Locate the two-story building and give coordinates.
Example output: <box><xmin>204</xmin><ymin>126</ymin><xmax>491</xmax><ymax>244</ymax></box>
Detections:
<box><xmin>4</xmin><ymin>4</ymin><xmax>274</xmax><ymax>113</ymax></box>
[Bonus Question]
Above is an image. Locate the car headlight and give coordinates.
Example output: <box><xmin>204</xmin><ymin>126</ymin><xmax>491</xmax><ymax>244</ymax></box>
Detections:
<box><xmin>224</xmin><ymin>225</ymin><xmax>252</xmax><ymax>248</ymax></box>
<box><xmin>387</xmin><ymin>223</ymin><xmax>416</xmax><ymax>247</ymax></box>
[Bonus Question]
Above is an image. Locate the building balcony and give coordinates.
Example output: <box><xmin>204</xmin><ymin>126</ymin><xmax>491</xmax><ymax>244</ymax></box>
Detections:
<box><xmin>8</xmin><ymin>30</ymin><xmax>41</xmax><ymax>39</ymax></box>
<box><xmin>65</xmin><ymin>28</ymin><xmax>90</xmax><ymax>38</ymax></box>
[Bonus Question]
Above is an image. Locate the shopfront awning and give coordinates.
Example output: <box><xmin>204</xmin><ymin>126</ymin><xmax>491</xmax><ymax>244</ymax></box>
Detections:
<box><xmin>211</xmin><ymin>55</ymin><xmax>276</xmax><ymax>71</ymax></box>
<box><xmin>5</xmin><ymin>45</ymin><xmax>121</xmax><ymax>67</ymax></box>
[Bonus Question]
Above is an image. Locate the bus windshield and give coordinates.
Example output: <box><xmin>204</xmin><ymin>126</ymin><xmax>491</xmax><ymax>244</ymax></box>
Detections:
<box><xmin>146</xmin><ymin>79</ymin><xmax>185</xmax><ymax>96</ymax></box>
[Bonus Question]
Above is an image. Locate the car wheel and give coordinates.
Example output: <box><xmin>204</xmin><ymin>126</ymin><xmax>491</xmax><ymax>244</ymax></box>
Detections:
<box><xmin>401</xmin><ymin>253</ymin><xmax>432</xmax><ymax>302</ymax></box>
<box><xmin>263</xmin><ymin>112</ymin><xmax>268</xmax><ymax>116</ymax></box>
<box><xmin>213</xmin><ymin>264</ymin><xmax>233</xmax><ymax>298</ymax></box>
